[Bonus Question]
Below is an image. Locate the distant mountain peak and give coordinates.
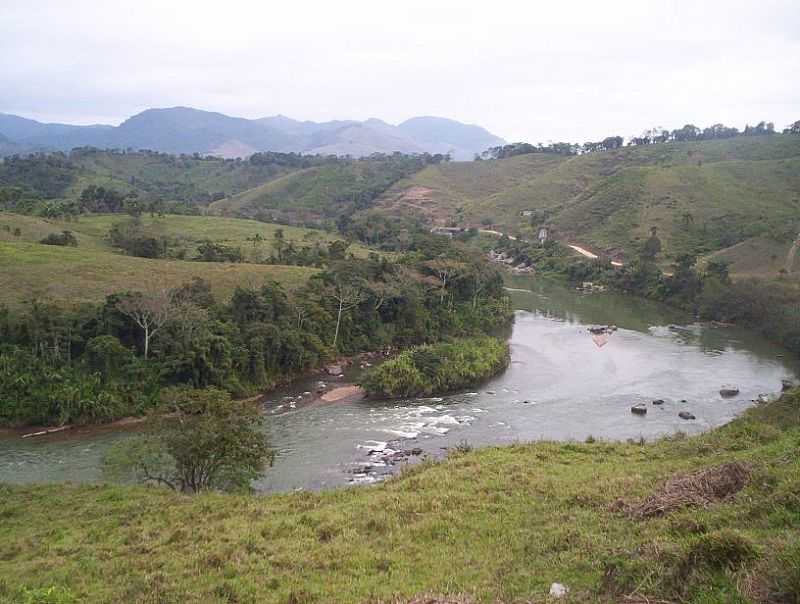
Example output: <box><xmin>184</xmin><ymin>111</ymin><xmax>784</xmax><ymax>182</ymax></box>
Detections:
<box><xmin>0</xmin><ymin>107</ymin><xmax>505</xmax><ymax>160</ymax></box>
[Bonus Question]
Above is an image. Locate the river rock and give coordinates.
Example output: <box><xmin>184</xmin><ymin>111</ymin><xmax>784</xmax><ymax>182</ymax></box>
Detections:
<box><xmin>631</xmin><ymin>404</ymin><xmax>648</xmax><ymax>415</ymax></box>
<box><xmin>782</xmin><ymin>379</ymin><xmax>797</xmax><ymax>392</ymax></box>
<box><xmin>652</xmin><ymin>399</ymin><xmax>665</xmax><ymax>405</ymax></box>
<box><xmin>719</xmin><ymin>387</ymin><xmax>740</xmax><ymax>398</ymax></box>
<box><xmin>678</xmin><ymin>411</ymin><xmax>696</xmax><ymax>420</ymax></box>
<box><xmin>326</xmin><ymin>365</ymin><xmax>343</xmax><ymax>376</ymax></box>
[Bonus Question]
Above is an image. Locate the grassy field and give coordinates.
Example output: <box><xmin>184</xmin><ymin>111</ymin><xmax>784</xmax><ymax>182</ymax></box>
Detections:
<box><xmin>0</xmin><ymin>240</ymin><xmax>316</xmax><ymax>308</ymax></box>
<box><xmin>0</xmin><ymin>212</ymin><xmax>370</xmax><ymax>258</ymax></box>
<box><xmin>379</xmin><ymin>135</ymin><xmax>800</xmax><ymax>267</ymax></box>
<box><xmin>706</xmin><ymin>236</ymin><xmax>798</xmax><ymax>278</ymax></box>
<box><xmin>1</xmin><ymin>392</ymin><xmax>798</xmax><ymax>603</ymax></box>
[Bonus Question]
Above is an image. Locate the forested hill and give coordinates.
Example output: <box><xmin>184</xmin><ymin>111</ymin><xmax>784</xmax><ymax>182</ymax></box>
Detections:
<box><xmin>377</xmin><ymin>132</ymin><xmax>800</xmax><ymax>268</ymax></box>
<box><xmin>0</xmin><ymin>149</ymin><xmax>447</xmax><ymax>232</ymax></box>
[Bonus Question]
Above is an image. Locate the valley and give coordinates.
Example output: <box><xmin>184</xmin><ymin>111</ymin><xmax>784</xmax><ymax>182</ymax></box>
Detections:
<box><xmin>1</xmin><ymin>128</ymin><xmax>799</xmax><ymax>604</ymax></box>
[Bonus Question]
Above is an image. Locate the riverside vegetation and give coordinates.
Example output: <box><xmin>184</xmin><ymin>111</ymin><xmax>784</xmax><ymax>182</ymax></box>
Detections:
<box><xmin>0</xmin><ymin>230</ymin><xmax>511</xmax><ymax>426</ymax></box>
<box><xmin>360</xmin><ymin>336</ymin><xmax>510</xmax><ymax>398</ymax></box>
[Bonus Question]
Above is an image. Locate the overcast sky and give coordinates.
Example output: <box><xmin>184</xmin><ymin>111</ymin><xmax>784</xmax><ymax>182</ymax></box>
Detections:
<box><xmin>1</xmin><ymin>0</ymin><xmax>798</xmax><ymax>142</ymax></box>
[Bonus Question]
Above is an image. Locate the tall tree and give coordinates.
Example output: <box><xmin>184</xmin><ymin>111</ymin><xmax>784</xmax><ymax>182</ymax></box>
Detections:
<box><xmin>117</xmin><ymin>286</ymin><xmax>176</xmax><ymax>359</ymax></box>
<box><xmin>329</xmin><ymin>279</ymin><xmax>366</xmax><ymax>350</ymax></box>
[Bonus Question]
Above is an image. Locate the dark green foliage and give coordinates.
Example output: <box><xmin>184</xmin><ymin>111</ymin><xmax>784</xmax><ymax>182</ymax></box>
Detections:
<box><xmin>108</xmin><ymin>217</ymin><xmax>169</xmax><ymax>258</ymax></box>
<box><xmin>195</xmin><ymin>240</ymin><xmax>243</xmax><ymax>263</ymax></box>
<box><xmin>0</xmin><ymin>186</ymin><xmax>43</xmax><ymax>213</ymax></box>
<box><xmin>361</xmin><ymin>337</ymin><xmax>510</xmax><ymax>398</ymax></box>
<box><xmin>39</xmin><ymin>230</ymin><xmax>77</xmax><ymax>247</ymax></box>
<box><xmin>0</xmin><ymin>153</ymin><xmax>75</xmax><ymax>198</ymax></box>
<box><xmin>79</xmin><ymin>185</ymin><xmax>127</xmax><ymax>213</ymax></box>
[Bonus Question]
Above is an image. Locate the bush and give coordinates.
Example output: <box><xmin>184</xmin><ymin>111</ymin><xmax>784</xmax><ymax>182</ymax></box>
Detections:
<box><xmin>39</xmin><ymin>230</ymin><xmax>77</xmax><ymax>247</ymax></box>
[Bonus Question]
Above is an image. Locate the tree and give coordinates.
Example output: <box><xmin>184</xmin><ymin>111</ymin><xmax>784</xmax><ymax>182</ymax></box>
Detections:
<box><xmin>641</xmin><ymin>227</ymin><xmax>662</xmax><ymax>262</ymax></box>
<box><xmin>705</xmin><ymin>259</ymin><xmax>731</xmax><ymax>285</ymax></box>
<box><xmin>116</xmin><ymin>286</ymin><xmax>176</xmax><ymax>359</ymax></box>
<box><xmin>103</xmin><ymin>387</ymin><xmax>272</xmax><ymax>493</ymax></box>
<box><xmin>329</xmin><ymin>278</ymin><xmax>366</xmax><ymax>350</ymax></box>
<box><xmin>425</xmin><ymin>258</ymin><xmax>466</xmax><ymax>305</ymax></box>
<box><xmin>272</xmin><ymin>229</ymin><xmax>286</xmax><ymax>262</ymax></box>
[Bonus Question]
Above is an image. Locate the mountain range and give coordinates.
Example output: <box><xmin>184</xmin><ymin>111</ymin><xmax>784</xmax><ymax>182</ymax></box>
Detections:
<box><xmin>0</xmin><ymin>107</ymin><xmax>505</xmax><ymax>160</ymax></box>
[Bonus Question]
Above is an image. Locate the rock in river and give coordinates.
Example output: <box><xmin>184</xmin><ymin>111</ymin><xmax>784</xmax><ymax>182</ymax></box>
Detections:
<box><xmin>678</xmin><ymin>411</ymin><xmax>696</xmax><ymax>420</ymax></box>
<box><xmin>719</xmin><ymin>387</ymin><xmax>740</xmax><ymax>398</ymax></box>
<box><xmin>631</xmin><ymin>404</ymin><xmax>648</xmax><ymax>415</ymax></box>
<box><xmin>325</xmin><ymin>365</ymin><xmax>344</xmax><ymax>376</ymax></box>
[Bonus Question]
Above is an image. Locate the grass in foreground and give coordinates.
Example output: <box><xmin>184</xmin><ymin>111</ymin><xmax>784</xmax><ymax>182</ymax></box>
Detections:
<box><xmin>0</xmin><ymin>241</ymin><xmax>316</xmax><ymax>308</ymax></box>
<box><xmin>1</xmin><ymin>392</ymin><xmax>798</xmax><ymax>603</ymax></box>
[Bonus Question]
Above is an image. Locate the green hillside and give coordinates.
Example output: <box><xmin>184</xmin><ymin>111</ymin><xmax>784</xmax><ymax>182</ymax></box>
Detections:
<box><xmin>379</xmin><ymin>135</ymin><xmax>800</xmax><ymax>265</ymax></box>
<box><xmin>209</xmin><ymin>155</ymin><xmax>444</xmax><ymax>227</ymax></box>
<box><xmin>2</xmin><ymin>391</ymin><xmax>798</xmax><ymax>603</ymax></box>
<box><xmin>0</xmin><ymin>240</ymin><xmax>316</xmax><ymax>308</ymax></box>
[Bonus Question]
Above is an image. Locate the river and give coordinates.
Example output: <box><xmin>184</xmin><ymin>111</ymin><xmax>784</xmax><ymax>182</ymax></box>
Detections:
<box><xmin>1</xmin><ymin>277</ymin><xmax>796</xmax><ymax>493</ymax></box>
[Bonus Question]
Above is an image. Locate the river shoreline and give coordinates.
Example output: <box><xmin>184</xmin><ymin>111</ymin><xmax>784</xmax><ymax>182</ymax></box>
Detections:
<box><xmin>0</xmin><ymin>350</ymin><xmax>389</xmax><ymax>440</ymax></box>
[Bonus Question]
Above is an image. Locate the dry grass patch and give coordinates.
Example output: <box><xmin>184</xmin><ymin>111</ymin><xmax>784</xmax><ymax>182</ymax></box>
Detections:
<box><xmin>617</xmin><ymin>462</ymin><xmax>751</xmax><ymax>519</ymax></box>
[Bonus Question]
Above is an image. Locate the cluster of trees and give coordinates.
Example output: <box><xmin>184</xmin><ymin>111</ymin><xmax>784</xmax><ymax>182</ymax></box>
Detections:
<box><xmin>0</xmin><ymin>239</ymin><xmax>511</xmax><ymax>427</ymax></box>
<box><xmin>79</xmin><ymin>185</ymin><xmax>131</xmax><ymax>213</ymax></box>
<box><xmin>108</xmin><ymin>218</ymin><xmax>169</xmax><ymax>258</ymax></box>
<box><xmin>361</xmin><ymin>336</ymin><xmax>510</xmax><ymax>398</ymax></box>
<box><xmin>0</xmin><ymin>153</ymin><xmax>76</xmax><ymax>198</ymax></box>
<box><xmin>491</xmin><ymin>235</ymin><xmax>572</xmax><ymax>274</ymax></box>
<box><xmin>479</xmin><ymin>118</ymin><xmax>799</xmax><ymax>161</ymax></box>
<box><xmin>480</xmin><ymin>141</ymin><xmax>582</xmax><ymax>159</ymax></box>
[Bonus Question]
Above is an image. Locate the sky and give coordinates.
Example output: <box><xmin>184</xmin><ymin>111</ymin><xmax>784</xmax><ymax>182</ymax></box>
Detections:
<box><xmin>1</xmin><ymin>0</ymin><xmax>798</xmax><ymax>143</ymax></box>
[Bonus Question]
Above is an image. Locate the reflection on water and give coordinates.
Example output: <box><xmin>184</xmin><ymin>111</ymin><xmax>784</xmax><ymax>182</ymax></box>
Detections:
<box><xmin>1</xmin><ymin>277</ymin><xmax>797</xmax><ymax>493</ymax></box>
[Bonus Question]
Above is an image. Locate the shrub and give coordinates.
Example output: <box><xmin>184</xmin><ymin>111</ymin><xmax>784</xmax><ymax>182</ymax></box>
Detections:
<box><xmin>39</xmin><ymin>230</ymin><xmax>78</xmax><ymax>247</ymax></box>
